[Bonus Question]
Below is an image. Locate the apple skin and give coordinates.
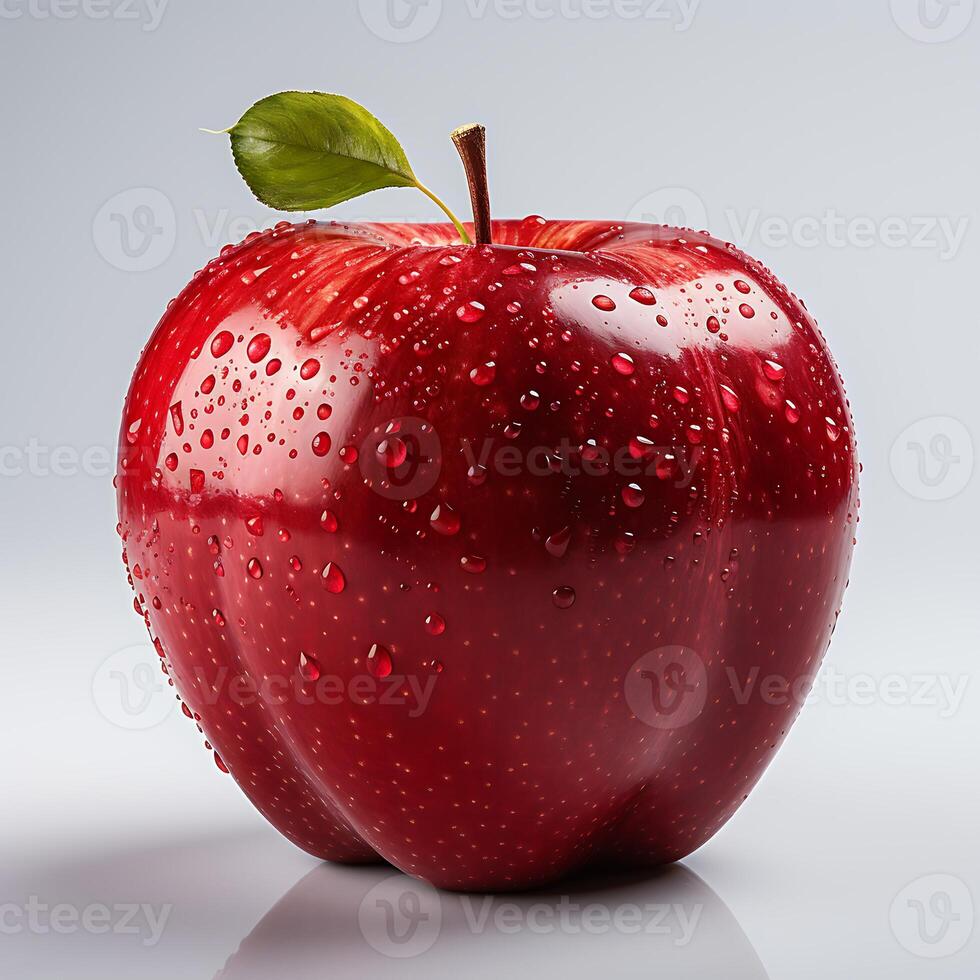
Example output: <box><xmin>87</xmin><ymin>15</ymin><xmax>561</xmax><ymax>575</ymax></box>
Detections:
<box><xmin>117</xmin><ymin>218</ymin><xmax>858</xmax><ymax>890</ymax></box>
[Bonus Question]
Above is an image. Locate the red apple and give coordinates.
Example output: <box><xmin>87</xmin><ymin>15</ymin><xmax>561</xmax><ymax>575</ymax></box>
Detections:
<box><xmin>117</xmin><ymin>216</ymin><xmax>858</xmax><ymax>890</ymax></box>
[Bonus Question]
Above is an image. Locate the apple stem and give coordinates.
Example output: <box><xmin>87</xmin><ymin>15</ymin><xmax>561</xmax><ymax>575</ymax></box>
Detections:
<box><xmin>451</xmin><ymin>124</ymin><xmax>492</xmax><ymax>245</ymax></box>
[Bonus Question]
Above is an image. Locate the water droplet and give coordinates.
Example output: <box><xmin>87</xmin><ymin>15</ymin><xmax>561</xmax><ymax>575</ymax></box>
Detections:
<box><xmin>425</xmin><ymin>613</ymin><xmax>446</xmax><ymax>636</ymax></box>
<box><xmin>672</xmin><ymin>386</ymin><xmax>690</xmax><ymax>405</ymax></box>
<box><xmin>213</xmin><ymin>752</ymin><xmax>229</xmax><ymax>773</ymax></box>
<box><xmin>825</xmin><ymin>417</ymin><xmax>841</xmax><ymax>442</ymax></box>
<box><xmin>246</xmin><ymin>515</ymin><xmax>264</xmax><ymax>536</ymax></box>
<box><xmin>170</xmin><ymin>402</ymin><xmax>184</xmax><ymax>436</ymax></box>
<box><xmin>719</xmin><ymin>384</ymin><xmax>740</xmax><ymax>413</ymax></box>
<box><xmin>321</xmin><ymin>561</ymin><xmax>346</xmax><ymax>593</ymax></box>
<box><xmin>552</xmin><ymin>586</ymin><xmax>576</xmax><ymax>608</ymax></box>
<box><xmin>164</xmin><ymin>453</ymin><xmax>178</xmax><ymax>471</ymax></box>
<box><xmin>734</xmin><ymin>280</ymin><xmax>751</xmax><ymax>294</ymax></box>
<box><xmin>247</xmin><ymin>333</ymin><xmax>271</xmax><ymax>363</ymax></box>
<box><xmin>300</xmin><ymin>358</ymin><xmax>320</xmax><ymax>380</ymax></box>
<box><xmin>212</xmin><ymin>608</ymin><xmax>226</xmax><ymax>627</ymax></box>
<box><xmin>457</xmin><ymin>301</ymin><xmax>486</xmax><ymax>323</ymax></box>
<box><xmin>520</xmin><ymin>390</ymin><xmax>540</xmax><ymax>410</ymax></box>
<box><xmin>211</xmin><ymin>331</ymin><xmax>234</xmax><ymax>357</ymax></box>
<box><xmin>469</xmin><ymin>361</ymin><xmax>496</xmax><ymax>386</ymax></box>
<box><xmin>739</xmin><ymin>303</ymin><xmax>755</xmax><ymax>319</ymax></box>
<box><xmin>467</xmin><ymin>464</ymin><xmax>488</xmax><ymax>486</ymax></box>
<box><xmin>246</xmin><ymin>558</ymin><xmax>263</xmax><ymax>579</ymax></box>
<box><xmin>545</xmin><ymin>526</ymin><xmax>571</xmax><ymax>558</ymax></box>
<box><xmin>628</xmin><ymin>286</ymin><xmax>656</xmax><ymax>305</ymax></box>
<box><xmin>367</xmin><ymin>643</ymin><xmax>392</xmax><ymax>678</ymax></box>
<box><xmin>622</xmin><ymin>483</ymin><xmax>645</xmax><ymax>507</ymax></box>
<box><xmin>312</xmin><ymin>432</ymin><xmax>332</xmax><ymax>457</ymax></box>
<box><xmin>190</xmin><ymin>469</ymin><xmax>205</xmax><ymax>493</ymax></box>
<box><xmin>592</xmin><ymin>294</ymin><xmax>616</xmax><ymax>311</ymax></box>
<box><xmin>784</xmin><ymin>400</ymin><xmax>800</xmax><ymax>424</ymax></box>
<box><xmin>611</xmin><ymin>352</ymin><xmax>635</xmax><ymax>376</ymax></box>
<box><xmin>763</xmin><ymin>359</ymin><xmax>785</xmax><ymax>382</ymax></box>
<box><xmin>615</xmin><ymin>532</ymin><xmax>636</xmax><ymax>555</ymax></box>
<box><xmin>629</xmin><ymin>435</ymin><xmax>656</xmax><ymax>459</ymax></box>
<box><xmin>298</xmin><ymin>652</ymin><xmax>320</xmax><ymax>682</ymax></box>
<box><xmin>339</xmin><ymin>445</ymin><xmax>359</xmax><ymax>464</ymax></box>
<box><xmin>430</xmin><ymin>503</ymin><xmax>461</xmax><ymax>536</ymax></box>
<box><xmin>706</xmin><ymin>315</ymin><xmax>721</xmax><ymax>334</ymax></box>
<box><xmin>377</xmin><ymin>436</ymin><xmax>407</xmax><ymax>469</ymax></box>
<box><xmin>655</xmin><ymin>454</ymin><xmax>678</xmax><ymax>480</ymax></box>
<box><xmin>460</xmin><ymin>555</ymin><xmax>487</xmax><ymax>574</ymax></box>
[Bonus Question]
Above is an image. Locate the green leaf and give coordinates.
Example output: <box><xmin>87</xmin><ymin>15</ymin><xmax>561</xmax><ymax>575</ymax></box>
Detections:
<box><xmin>227</xmin><ymin>91</ymin><xmax>418</xmax><ymax>211</ymax></box>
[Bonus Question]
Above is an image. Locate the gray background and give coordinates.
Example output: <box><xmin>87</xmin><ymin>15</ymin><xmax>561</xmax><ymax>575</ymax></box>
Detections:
<box><xmin>1</xmin><ymin>1</ymin><xmax>977</xmax><ymax>977</ymax></box>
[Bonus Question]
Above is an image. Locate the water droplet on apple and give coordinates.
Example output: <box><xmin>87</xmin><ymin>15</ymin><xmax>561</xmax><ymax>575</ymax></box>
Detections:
<box><xmin>430</xmin><ymin>503</ymin><xmax>461</xmax><ymax>536</ymax></box>
<box><xmin>322</xmin><ymin>562</ymin><xmax>346</xmax><ymax>593</ymax></box>
<box><xmin>457</xmin><ymin>301</ymin><xmax>485</xmax><ymax>323</ymax></box>
<box><xmin>552</xmin><ymin>586</ymin><xmax>576</xmax><ymax>608</ymax></box>
<box><xmin>763</xmin><ymin>359</ymin><xmax>785</xmax><ymax>382</ymax></box>
<box><xmin>247</xmin><ymin>333</ymin><xmax>271</xmax><ymax>363</ymax></box>
<box><xmin>622</xmin><ymin>483</ymin><xmax>645</xmax><ymax>507</ymax></box>
<box><xmin>460</xmin><ymin>555</ymin><xmax>487</xmax><ymax>574</ymax></box>
<box><xmin>312</xmin><ymin>432</ymin><xmax>332</xmax><ymax>457</ymax></box>
<box><xmin>367</xmin><ymin>643</ymin><xmax>392</xmax><ymax>678</ymax></box>
<box><xmin>592</xmin><ymin>294</ymin><xmax>616</xmax><ymax>312</ymax></box>
<box><xmin>545</xmin><ymin>526</ymin><xmax>571</xmax><ymax>558</ymax></box>
<box><xmin>628</xmin><ymin>286</ymin><xmax>656</xmax><ymax>305</ymax></box>
<box><xmin>425</xmin><ymin>613</ymin><xmax>446</xmax><ymax>636</ymax></box>
<box><xmin>469</xmin><ymin>361</ymin><xmax>496</xmax><ymax>386</ymax></box>
<box><xmin>611</xmin><ymin>352</ymin><xmax>635</xmax><ymax>376</ymax></box>
<box><xmin>211</xmin><ymin>331</ymin><xmax>234</xmax><ymax>357</ymax></box>
<box><xmin>299</xmin><ymin>652</ymin><xmax>321</xmax><ymax>682</ymax></box>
